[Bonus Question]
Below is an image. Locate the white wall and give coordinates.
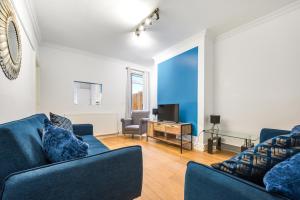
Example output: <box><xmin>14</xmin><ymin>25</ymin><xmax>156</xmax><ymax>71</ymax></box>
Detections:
<box><xmin>214</xmin><ymin>6</ymin><xmax>300</xmax><ymax>145</ymax></box>
<box><xmin>39</xmin><ymin>44</ymin><xmax>152</xmax><ymax>135</ymax></box>
<box><xmin>0</xmin><ymin>0</ymin><xmax>38</xmax><ymax>123</ymax></box>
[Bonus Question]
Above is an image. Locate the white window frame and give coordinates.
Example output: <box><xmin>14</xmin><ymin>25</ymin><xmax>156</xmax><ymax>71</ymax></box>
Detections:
<box><xmin>125</xmin><ymin>68</ymin><xmax>150</xmax><ymax>118</ymax></box>
<box><xmin>130</xmin><ymin>71</ymin><xmax>145</xmax><ymax>111</ymax></box>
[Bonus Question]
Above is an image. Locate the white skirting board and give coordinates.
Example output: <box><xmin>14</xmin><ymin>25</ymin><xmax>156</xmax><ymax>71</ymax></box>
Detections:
<box><xmin>66</xmin><ymin>113</ymin><xmax>119</xmax><ymax>136</ymax></box>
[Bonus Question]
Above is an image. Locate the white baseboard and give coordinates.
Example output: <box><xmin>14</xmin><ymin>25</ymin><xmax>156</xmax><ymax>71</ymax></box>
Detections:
<box><xmin>192</xmin><ymin>135</ymin><xmax>207</xmax><ymax>152</ymax></box>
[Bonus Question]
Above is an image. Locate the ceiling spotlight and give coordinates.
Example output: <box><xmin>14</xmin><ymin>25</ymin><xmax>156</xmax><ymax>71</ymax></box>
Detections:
<box><xmin>134</xmin><ymin>8</ymin><xmax>159</xmax><ymax>37</ymax></box>
<box><xmin>138</xmin><ymin>25</ymin><xmax>145</xmax><ymax>31</ymax></box>
<box><xmin>145</xmin><ymin>18</ymin><xmax>152</xmax><ymax>25</ymax></box>
<box><xmin>152</xmin><ymin>10</ymin><xmax>159</xmax><ymax>20</ymax></box>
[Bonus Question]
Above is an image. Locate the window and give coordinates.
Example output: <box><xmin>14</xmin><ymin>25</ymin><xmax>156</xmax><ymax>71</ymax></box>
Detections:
<box><xmin>74</xmin><ymin>81</ymin><xmax>102</xmax><ymax>106</ymax></box>
<box><xmin>126</xmin><ymin>68</ymin><xmax>149</xmax><ymax>117</ymax></box>
<box><xmin>131</xmin><ymin>72</ymin><xmax>144</xmax><ymax>110</ymax></box>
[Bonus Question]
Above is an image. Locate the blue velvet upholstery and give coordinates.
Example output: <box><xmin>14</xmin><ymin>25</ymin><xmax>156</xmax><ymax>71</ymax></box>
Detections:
<box><xmin>264</xmin><ymin>153</ymin><xmax>300</xmax><ymax>199</ymax></box>
<box><xmin>0</xmin><ymin>114</ymin><xmax>143</xmax><ymax>200</ymax></box>
<box><xmin>1</xmin><ymin>146</ymin><xmax>143</xmax><ymax>200</ymax></box>
<box><xmin>73</xmin><ymin>124</ymin><xmax>93</xmax><ymax>136</ymax></box>
<box><xmin>185</xmin><ymin>128</ymin><xmax>292</xmax><ymax>200</ymax></box>
<box><xmin>291</xmin><ymin>125</ymin><xmax>300</xmax><ymax>133</ymax></box>
<box><xmin>82</xmin><ymin>135</ymin><xmax>109</xmax><ymax>155</ymax></box>
<box><xmin>185</xmin><ymin>161</ymin><xmax>287</xmax><ymax>200</ymax></box>
<box><xmin>260</xmin><ymin>128</ymin><xmax>291</xmax><ymax>143</ymax></box>
<box><xmin>42</xmin><ymin>123</ymin><xmax>89</xmax><ymax>162</ymax></box>
<box><xmin>0</xmin><ymin>114</ymin><xmax>49</xmax><ymax>192</ymax></box>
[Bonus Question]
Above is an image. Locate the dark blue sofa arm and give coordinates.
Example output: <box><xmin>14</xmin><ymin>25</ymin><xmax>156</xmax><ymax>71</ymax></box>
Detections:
<box><xmin>260</xmin><ymin>128</ymin><xmax>290</xmax><ymax>143</ymax></box>
<box><xmin>1</xmin><ymin>146</ymin><xmax>143</xmax><ymax>200</ymax></box>
<box><xmin>184</xmin><ymin>161</ymin><xmax>287</xmax><ymax>200</ymax></box>
<box><xmin>73</xmin><ymin>124</ymin><xmax>93</xmax><ymax>136</ymax></box>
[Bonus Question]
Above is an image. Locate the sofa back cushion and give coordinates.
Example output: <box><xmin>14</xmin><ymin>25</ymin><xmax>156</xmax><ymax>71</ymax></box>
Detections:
<box><xmin>0</xmin><ymin>114</ymin><xmax>49</xmax><ymax>186</ymax></box>
<box><xmin>132</xmin><ymin>111</ymin><xmax>149</xmax><ymax>125</ymax></box>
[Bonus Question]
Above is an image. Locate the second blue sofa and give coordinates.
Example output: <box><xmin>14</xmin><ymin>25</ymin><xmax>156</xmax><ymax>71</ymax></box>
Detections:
<box><xmin>184</xmin><ymin>128</ymin><xmax>292</xmax><ymax>200</ymax></box>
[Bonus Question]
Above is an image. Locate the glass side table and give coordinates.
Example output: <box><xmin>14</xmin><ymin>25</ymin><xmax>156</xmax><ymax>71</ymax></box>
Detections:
<box><xmin>204</xmin><ymin>129</ymin><xmax>258</xmax><ymax>154</ymax></box>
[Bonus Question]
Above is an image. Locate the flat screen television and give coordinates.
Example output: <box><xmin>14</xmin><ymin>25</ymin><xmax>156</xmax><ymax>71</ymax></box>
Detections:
<box><xmin>158</xmin><ymin>104</ymin><xmax>179</xmax><ymax>123</ymax></box>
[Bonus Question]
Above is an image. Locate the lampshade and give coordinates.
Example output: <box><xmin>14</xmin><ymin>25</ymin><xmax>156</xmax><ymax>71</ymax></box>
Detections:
<box><xmin>210</xmin><ymin>115</ymin><xmax>220</xmax><ymax>124</ymax></box>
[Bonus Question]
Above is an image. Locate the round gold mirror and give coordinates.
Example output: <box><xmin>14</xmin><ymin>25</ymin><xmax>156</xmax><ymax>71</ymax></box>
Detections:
<box><xmin>0</xmin><ymin>0</ymin><xmax>22</xmax><ymax>80</ymax></box>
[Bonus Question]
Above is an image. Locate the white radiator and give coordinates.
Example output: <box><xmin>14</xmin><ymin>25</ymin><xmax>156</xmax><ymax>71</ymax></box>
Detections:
<box><xmin>66</xmin><ymin>113</ymin><xmax>119</xmax><ymax>136</ymax></box>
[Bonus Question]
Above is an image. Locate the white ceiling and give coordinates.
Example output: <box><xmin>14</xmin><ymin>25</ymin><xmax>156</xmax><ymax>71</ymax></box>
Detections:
<box><xmin>32</xmin><ymin>0</ymin><xmax>296</xmax><ymax>66</ymax></box>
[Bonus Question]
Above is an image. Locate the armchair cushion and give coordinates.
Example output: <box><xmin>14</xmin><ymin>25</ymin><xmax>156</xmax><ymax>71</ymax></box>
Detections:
<box><xmin>131</xmin><ymin>111</ymin><xmax>150</xmax><ymax>125</ymax></box>
<box><xmin>125</xmin><ymin>125</ymin><xmax>140</xmax><ymax>131</ymax></box>
<box><xmin>43</xmin><ymin>122</ymin><xmax>89</xmax><ymax>163</ymax></box>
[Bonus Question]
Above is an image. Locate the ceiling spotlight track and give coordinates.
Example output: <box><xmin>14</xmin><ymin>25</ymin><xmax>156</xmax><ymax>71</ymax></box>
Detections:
<box><xmin>134</xmin><ymin>8</ymin><xmax>159</xmax><ymax>37</ymax></box>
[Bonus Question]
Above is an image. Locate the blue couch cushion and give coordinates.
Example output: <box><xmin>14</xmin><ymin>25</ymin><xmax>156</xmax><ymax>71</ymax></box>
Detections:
<box><xmin>42</xmin><ymin>122</ymin><xmax>89</xmax><ymax>163</ymax></box>
<box><xmin>291</xmin><ymin>125</ymin><xmax>300</xmax><ymax>134</ymax></box>
<box><xmin>82</xmin><ymin>135</ymin><xmax>109</xmax><ymax>155</ymax></box>
<box><xmin>50</xmin><ymin>112</ymin><xmax>73</xmax><ymax>132</ymax></box>
<box><xmin>0</xmin><ymin>114</ymin><xmax>49</xmax><ymax>191</ymax></box>
<box><xmin>264</xmin><ymin>153</ymin><xmax>300</xmax><ymax>199</ymax></box>
<box><xmin>212</xmin><ymin>128</ymin><xmax>300</xmax><ymax>185</ymax></box>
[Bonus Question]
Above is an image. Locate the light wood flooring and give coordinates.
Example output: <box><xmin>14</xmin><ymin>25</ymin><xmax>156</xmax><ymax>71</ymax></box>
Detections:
<box><xmin>98</xmin><ymin>135</ymin><xmax>235</xmax><ymax>200</ymax></box>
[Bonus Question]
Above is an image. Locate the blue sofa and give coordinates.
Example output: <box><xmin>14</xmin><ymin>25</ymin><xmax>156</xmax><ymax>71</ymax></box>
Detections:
<box><xmin>184</xmin><ymin>128</ymin><xmax>291</xmax><ymax>200</ymax></box>
<box><xmin>0</xmin><ymin>114</ymin><xmax>143</xmax><ymax>200</ymax></box>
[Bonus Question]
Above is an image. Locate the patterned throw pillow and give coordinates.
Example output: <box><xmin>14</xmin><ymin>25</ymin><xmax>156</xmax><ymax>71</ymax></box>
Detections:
<box><xmin>50</xmin><ymin>112</ymin><xmax>73</xmax><ymax>132</ymax></box>
<box><xmin>42</xmin><ymin>121</ymin><xmax>89</xmax><ymax>163</ymax></box>
<box><xmin>212</xmin><ymin>127</ymin><xmax>300</xmax><ymax>185</ymax></box>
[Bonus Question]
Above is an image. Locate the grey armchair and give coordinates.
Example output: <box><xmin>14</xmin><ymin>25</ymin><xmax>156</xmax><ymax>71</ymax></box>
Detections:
<box><xmin>121</xmin><ymin>111</ymin><xmax>150</xmax><ymax>138</ymax></box>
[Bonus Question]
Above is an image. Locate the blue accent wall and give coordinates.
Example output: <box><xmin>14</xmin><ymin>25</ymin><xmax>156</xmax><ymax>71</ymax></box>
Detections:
<box><xmin>158</xmin><ymin>47</ymin><xmax>198</xmax><ymax>135</ymax></box>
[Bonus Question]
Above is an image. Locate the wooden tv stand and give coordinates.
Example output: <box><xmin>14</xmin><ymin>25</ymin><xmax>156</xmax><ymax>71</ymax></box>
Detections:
<box><xmin>147</xmin><ymin>120</ymin><xmax>193</xmax><ymax>153</ymax></box>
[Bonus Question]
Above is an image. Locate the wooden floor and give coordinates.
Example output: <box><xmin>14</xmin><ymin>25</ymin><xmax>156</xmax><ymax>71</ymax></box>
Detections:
<box><xmin>99</xmin><ymin>135</ymin><xmax>235</xmax><ymax>200</ymax></box>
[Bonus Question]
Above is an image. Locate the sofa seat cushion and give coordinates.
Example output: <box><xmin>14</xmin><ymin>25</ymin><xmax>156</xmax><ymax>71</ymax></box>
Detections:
<box><xmin>0</xmin><ymin>114</ymin><xmax>49</xmax><ymax>191</ymax></box>
<box><xmin>125</xmin><ymin>125</ymin><xmax>140</xmax><ymax>131</ymax></box>
<box><xmin>264</xmin><ymin>153</ymin><xmax>300</xmax><ymax>199</ymax></box>
<box><xmin>212</xmin><ymin>126</ymin><xmax>300</xmax><ymax>185</ymax></box>
<box><xmin>82</xmin><ymin>135</ymin><xmax>109</xmax><ymax>155</ymax></box>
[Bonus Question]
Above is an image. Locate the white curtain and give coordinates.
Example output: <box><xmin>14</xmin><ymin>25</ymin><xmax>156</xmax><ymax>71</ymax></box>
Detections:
<box><xmin>143</xmin><ymin>71</ymin><xmax>150</xmax><ymax>111</ymax></box>
<box><xmin>125</xmin><ymin>68</ymin><xmax>133</xmax><ymax>118</ymax></box>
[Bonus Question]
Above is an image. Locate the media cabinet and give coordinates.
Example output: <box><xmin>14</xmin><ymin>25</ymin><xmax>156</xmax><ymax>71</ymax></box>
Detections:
<box><xmin>147</xmin><ymin>120</ymin><xmax>193</xmax><ymax>153</ymax></box>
